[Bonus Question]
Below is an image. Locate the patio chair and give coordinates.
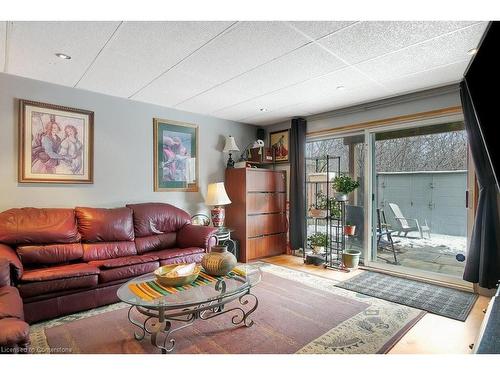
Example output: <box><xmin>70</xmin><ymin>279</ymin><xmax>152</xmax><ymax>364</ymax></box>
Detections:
<box><xmin>388</xmin><ymin>203</ymin><xmax>431</xmax><ymax>239</ymax></box>
<box><xmin>376</xmin><ymin>208</ymin><xmax>398</xmax><ymax>265</ymax></box>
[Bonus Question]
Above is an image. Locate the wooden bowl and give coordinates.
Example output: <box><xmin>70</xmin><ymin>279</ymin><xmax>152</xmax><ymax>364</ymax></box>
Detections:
<box><xmin>153</xmin><ymin>264</ymin><xmax>201</xmax><ymax>287</ymax></box>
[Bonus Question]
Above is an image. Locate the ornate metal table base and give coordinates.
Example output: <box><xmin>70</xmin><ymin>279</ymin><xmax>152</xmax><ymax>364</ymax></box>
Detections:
<box><xmin>127</xmin><ymin>281</ymin><xmax>258</xmax><ymax>354</ymax></box>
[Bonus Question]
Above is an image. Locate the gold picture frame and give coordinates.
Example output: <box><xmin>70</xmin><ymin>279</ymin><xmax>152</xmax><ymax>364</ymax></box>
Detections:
<box><xmin>18</xmin><ymin>99</ymin><xmax>94</xmax><ymax>184</ymax></box>
<box><xmin>153</xmin><ymin>118</ymin><xmax>199</xmax><ymax>192</ymax></box>
<box><xmin>269</xmin><ymin>129</ymin><xmax>290</xmax><ymax>163</ymax></box>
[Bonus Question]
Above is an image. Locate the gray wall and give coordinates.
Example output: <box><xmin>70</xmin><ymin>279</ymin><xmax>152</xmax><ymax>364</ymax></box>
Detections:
<box><xmin>0</xmin><ymin>73</ymin><xmax>256</xmax><ymax>213</ymax></box>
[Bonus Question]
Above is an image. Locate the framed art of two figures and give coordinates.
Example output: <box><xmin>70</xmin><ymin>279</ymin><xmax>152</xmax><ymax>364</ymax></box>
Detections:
<box><xmin>18</xmin><ymin>99</ymin><xmax>94</xmax><ymax>184</ymax></box>
<box><xmin>17</xmin><ymin>99</ymin><xmax>199</xmax><ymax>192</ymax></box>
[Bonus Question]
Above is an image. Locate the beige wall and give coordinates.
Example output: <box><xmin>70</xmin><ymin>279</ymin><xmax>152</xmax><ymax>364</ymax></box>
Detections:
<box><xmin>0</xmin><ymin>73</ymin><xmax>256</xmax><ymax>214</ymax></box>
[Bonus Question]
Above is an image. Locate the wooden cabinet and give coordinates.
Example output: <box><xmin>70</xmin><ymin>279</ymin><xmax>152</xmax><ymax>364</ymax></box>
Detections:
<box><xmin>225</xmin><ymin>168</ymin><xmax>287</xmax><ymax>262</ymax></box>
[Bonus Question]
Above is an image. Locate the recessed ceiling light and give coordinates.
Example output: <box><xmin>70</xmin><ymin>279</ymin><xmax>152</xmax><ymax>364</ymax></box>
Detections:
<box><xmin>259</xmin><ymin>108</ymin><xmax>269</xmax><ymax>112</ymax></box>
<box><xmin>336</xmin><ymin>85</ymin><xmax>345</xmax><ymax>91</ymax></box>
<box><xmin>55</xmin><ymin>53</ymin><xmax>71</xmax><ymax>60</ymax></box>
<box><xmin>467</xmin><ymin>48</ymin><xmax>478</xmax><ymax>56</ymax></box>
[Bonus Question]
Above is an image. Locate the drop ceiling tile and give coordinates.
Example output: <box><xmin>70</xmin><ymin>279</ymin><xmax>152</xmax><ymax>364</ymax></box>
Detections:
<box><xmin>382</xmin><ymin>60</ymin><xmax>469</xmax><ymax>93</ymax></box>
<box><xmin>136</xmin><ymin>21</ymin><xmax>311</xmax><ymax>107</ymax></box>
<box><xmin>177</xmin><ymin>43</ymin><xmax>347</xmax><ymax>114</ymax></box>
<box><xmin>78</xmin><ymin>21</ymin><xmax>233</xmax><ymax>97</ymax></box>
<box><xmin>242</xmin><ymin>104</ymin><xmax>314</xmax><ymax>125</ymax></box>
<box><xmin>132</xmin><ymin>68</ymin><xmax>220</xmax><ymax>109</ymax></box>
<box><xmin>287</xmin><ymin>21</ymin><xmax>357</xmax><ymax>40</ymax></box>
<box><xmin>299</xmin><ymin>83</ymin><xmax>389</xmax><ymax>114</ymax></box>
<box><xmin>0</xmin><ymin>22</ymin><xmax>6</xmax><ymax>72</ymax></box>
<box><xmin>318</xmin><ymin>21</ymin><xmax>479</xmax><ymax>64</ymax></box>
<box><xmin>213</xmin><ymin>67</ymin><xmax>374</xmax><ymax>121</ymax></box>
<box><xmin>7</xmin><ymin>21</ymin><xmax>121</xmax><ymax>86</ymax></box>
<box><xmin>356</xmin><ymin>22</ymin><xmax>487</xmax><ymax>82</ymax></box>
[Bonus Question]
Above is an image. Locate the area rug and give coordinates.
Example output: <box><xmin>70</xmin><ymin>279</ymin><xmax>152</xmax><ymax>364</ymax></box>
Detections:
<box><xmin>29</xmin><ymin>263</ymin><xmax>425</xmax><ymax>354</ymax></box>
<box><xmin>335</xmin><ymin>271</ymin><xmax>478</xmax><ymax>321</ymax></box>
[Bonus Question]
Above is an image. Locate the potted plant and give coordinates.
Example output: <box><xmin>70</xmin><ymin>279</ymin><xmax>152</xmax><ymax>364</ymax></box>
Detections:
<box><xmin>308</xmin><ymin>191</ymin><xmax>328</xmax><ymax>218</ymax></box>
<box><xmin>332</xmin><ymin>175</ymin><xmax>360</xmax><ymax>201</ymax></box>
<box><xmin>342</xmin><ymin>250</ymin><xmax>362</xmax><ymax>269</ymax></box>
<box><xmin>329</xmin><ymin>200</ymin><xmax>342</xmax><ymax>220</ymax></box>
<box><xmin>344</xmin><ymin>221</ymin><xmax>356</xmax><ymax>236</ymax></box>
<box><xmin>307</xmin><ymin>232</ymin><xmax>328</xmax><ymax>254</ymax></box>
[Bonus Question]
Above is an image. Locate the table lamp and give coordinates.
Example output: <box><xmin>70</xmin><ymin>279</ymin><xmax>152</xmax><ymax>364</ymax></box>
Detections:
<box><xmin>223</xmin><ymin>135</ymin><xmax>240</xmax><ymax>168</ymax></box>
<box><xmin>205</xmin><ymin>182</ymin><xmax>231</xmax><ymax>227</ymax></box>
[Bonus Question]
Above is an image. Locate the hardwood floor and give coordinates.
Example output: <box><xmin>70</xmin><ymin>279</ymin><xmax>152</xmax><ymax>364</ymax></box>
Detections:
<box><xmin>262</xmin><ymin>254</ymin><xmax>490</xmax><ymax>354</ymax></box>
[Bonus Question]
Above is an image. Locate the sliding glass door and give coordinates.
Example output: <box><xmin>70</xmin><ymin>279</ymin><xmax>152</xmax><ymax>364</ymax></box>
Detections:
<box><xmin>365</xmin><ymin>119</ymin><xmax>473</xmax><ymax>287</ymax></box>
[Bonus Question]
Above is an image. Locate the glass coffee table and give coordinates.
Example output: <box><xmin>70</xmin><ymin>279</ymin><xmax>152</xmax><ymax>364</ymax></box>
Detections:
<box><xmin>117</xmin><ymin>264</ymin><xmax>262</xmax><ymax>353</ymax></box>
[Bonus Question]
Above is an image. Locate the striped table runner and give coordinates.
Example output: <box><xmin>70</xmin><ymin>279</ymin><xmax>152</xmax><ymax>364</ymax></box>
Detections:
<box><xmin>128</xmin><ymin>268</ymin><xmax>245</xmax><ymax>301</ymax></box>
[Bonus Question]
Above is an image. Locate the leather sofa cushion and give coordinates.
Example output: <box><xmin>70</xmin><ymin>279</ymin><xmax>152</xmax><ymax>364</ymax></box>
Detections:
<box><xmin>16</xmin><ymin>243</ymin><xmax>83</xmax><ymax>265</ymax></box>
<box><xmin>18</xmin><ymin>275</ymin><xmax>98</xmax><ymax>298</ymax></box>
<box><xmin>0</xmin><ymin>286</ymin><xmax>24</xmax><ymax>320</ymax></box>
<box><xmin>88</xmin><ymin>254</ymin><xmax>159</xmax><ymax>269</ymax></box>
<box><xmin>147</xmin><ymin>247</ymin><xmax>205</xmax><ymax>261</ymax></box>
<box><xmin>0</xmin><ymin>259</ymin><xmax>10</xmax><ymax>288</ymax></box>
<box><xmin>76</xmin><ymin>207</ymin><xmax>134</xmax><ymax>242</ymax></box>
<box><xmin>0</xmin><ymin>318</ymin><xmax>30</xmax><ymax>348</ymax></box>
<box><xmin>134</xmin><ymin>233</ymin><xmax>176</xmax><ymax>254</ymax></box>
<box><xmin>21</xmin><ymin>263</ymin><xmax>100</xmax><ymax>282</ymax></box>
<box><xmin>126</xmin><ymin>203</ymin><xmax>190</xmax><ymax>237</ymax></box>
<box><xmin>0</xmin><ymin>208</ymin><xmax>80</xmax><ymax>245</ymax></box>
<box><xmin>82</xmin><ymin>241</ymin><xmax>137</xmax><ymax>262</ymax></box>
<box><xmin>98</xmin><ymin>262</ymin><xmax>159</xmax><ymax>283</ymax></box>
<box><xmin>159</xmin><ymin>252</ymin><xmax>205</xmax><ymax>266</ymax></box>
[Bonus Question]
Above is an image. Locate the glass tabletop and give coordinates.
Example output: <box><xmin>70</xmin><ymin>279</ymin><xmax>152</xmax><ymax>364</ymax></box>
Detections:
<box><xmin>117</xmin><ymin>264</ymin><xmax>262</xmax><ymax>308</ymax></box>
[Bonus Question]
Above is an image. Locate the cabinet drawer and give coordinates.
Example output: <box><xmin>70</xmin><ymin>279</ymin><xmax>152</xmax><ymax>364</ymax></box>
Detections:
<box><xmin>246</xmin><ymin>170</ymin><xmax>286</xmax><ymax>192</ymax></box>
<box><xmin>247</xmin><ymin>233</ymin><xmax>286</xmax><ymax>260</ymax></box>
<box><xmin>247</xmin><ymin>192</ymin><xmax>286</xmax><ymax>214</ymax></box>
<box><xmin>247</xmin><ymin>213</ymin><xmax>286</xmax><ymax>237</ymax></box>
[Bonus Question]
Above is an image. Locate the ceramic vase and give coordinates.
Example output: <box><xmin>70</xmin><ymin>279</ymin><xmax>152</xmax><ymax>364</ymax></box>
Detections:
<box><xmin>202</xmin><ymin>245</ymin><xmax>237</xmax><ymax>276</ymax></box>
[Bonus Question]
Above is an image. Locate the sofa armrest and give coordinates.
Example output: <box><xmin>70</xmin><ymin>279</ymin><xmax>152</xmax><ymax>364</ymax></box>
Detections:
<box><xmin>177</xmin><ymin>225</ymin><xmax>218</xmax><ymax>252</ymax></box>
<box><xmin>0</xmin><ymin>244</ymin><xmax>23</xmax><ymax>283</ymax></box>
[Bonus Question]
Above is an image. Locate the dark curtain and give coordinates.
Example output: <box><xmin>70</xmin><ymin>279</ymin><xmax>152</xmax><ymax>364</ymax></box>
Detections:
<box><xmin>289</xmin><ymin>118</ymin><xmax>307</xmax><ymax>251</ymax></box>
<box><xmin>460</xmin><ymin>80</ymin><xmax>500</xmax><ymax>288</ymax></box>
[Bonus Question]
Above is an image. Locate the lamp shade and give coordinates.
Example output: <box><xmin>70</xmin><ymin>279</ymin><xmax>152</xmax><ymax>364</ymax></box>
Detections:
<box><xmin>205</xmin><ymin>182</ymin><xmax>231</xmax><ymax>206</ymax></box>
<box><xmin>223</xmin><ymin>135</ymin><xmax>240</xmax><ymax>152</ymax></box>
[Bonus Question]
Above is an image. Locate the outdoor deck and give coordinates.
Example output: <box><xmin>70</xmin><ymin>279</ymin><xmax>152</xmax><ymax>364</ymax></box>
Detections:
<box><xmin>376</xmin><ymin>233</ymin><xmax>467</xmax><ymax>277</ymax></box>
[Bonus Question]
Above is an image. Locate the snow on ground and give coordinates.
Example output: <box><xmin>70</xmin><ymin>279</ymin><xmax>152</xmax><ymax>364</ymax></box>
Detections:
<box><xmin>393</xmin><ymin>233</ymin><xmax>467</xmax><ymax>255</ymax></box>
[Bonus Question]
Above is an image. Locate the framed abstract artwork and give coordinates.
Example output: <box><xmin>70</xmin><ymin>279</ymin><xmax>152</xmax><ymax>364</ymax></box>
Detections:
<box><xmin>153</xmin><ymin>118</ymin><xmax>199</xmax><ymax>192</ymax></box>
<box><xmin>269</xmin><ymin>129</ymin><xmax>290</xmax><ymax>163</ymax></box>
<box><xmin>18</xmin><ymin>99</ymin><xmax>94</xmax><ymax>183</ymax></box>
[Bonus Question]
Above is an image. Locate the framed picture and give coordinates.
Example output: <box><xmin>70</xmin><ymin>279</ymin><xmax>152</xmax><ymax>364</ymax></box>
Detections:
<box><xmin>18</xmin><ymin>99</ymin><xmax>94</xmax><ymax>183</ymax></box>
<box><xmin>153</xmin><ymin>118</ymin><xmax>199</xmax><ymax>192</ymax></box>
<box><xmin>269</xmin><ymin>129</ymin><xmax>290</xmax><ymax>163</ymax></box>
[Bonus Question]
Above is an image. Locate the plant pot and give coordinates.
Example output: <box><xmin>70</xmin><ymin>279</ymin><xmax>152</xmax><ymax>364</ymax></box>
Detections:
<box><xmin>309</xmin><ymin>208</ymin><xmax>327</xmax><ymax>219</ymax></box>
<box><xmin>334</xmin><ymin>192</ymin><xmax>348</xmax><ymax>201</ymax></box>
<box><xmin>344</xmin><ymin>225</ymin><xmax>356</xmax><ymax>236</ymax></box>
<box><xmin>312</xmin><ymin>245</ymin><xmax>325</xmax><ymax>254</ymax></box>
<box><xmin>342</xmin><ymin>250</ymin><xmax>361</xmax><ymax>269</ymax></box>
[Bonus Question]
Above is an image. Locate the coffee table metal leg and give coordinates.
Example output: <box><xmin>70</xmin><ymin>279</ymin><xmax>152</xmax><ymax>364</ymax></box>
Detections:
<box><xmin>129</xmin><ymin>287</ymin><xmax>259</xmax><ymax>354</ymax></box>
<box><xmin>232</xmin><ymin>291</ymin><xmax>258</xmax><ymax>327</ymax></box>
<box><xmin>151</xmin><ymin>307</ymin><xmax>197</xmax><ymax>354</ymax></box>
<box><xmin>128</xmin><ymin>305</ymin><xmax>146</xmax><ymax>340</ymax></box>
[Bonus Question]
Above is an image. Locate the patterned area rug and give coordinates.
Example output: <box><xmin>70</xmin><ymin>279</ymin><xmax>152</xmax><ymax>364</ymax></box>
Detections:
<box><xmin>336</xmin><ymin>271</ymin><xmax>478</xmax><ymax>321</ymax></box>
<box><xmin>29</xmin><ymin>264</ymin><xmax>425</xmax><ymax>354</ymax></box>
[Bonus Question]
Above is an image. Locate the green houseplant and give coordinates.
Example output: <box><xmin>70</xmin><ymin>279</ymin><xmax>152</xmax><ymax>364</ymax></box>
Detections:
<box><xmin>308</xmin><ymin>191</ymin><xmax>329</xmax><ymax>218</ymax></box>
<box><xmin>332</xmin><ymin>175</ymin><xmax>360</xmax><ymax>201</ymax></box>
<box><xmin>308</xmin><ymin>232</ymin><xmax>328</xmax><ymax>254</ymax></box>
<box><xmin>309</xmin><ymin>191</ymin><xmax>343</xmax><ymax>219</ymax></box>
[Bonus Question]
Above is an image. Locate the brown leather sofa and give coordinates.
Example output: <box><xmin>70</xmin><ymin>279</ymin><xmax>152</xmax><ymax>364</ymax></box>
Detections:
<box><xmin>0</xmin><ymin>259</ymin><xmax>30</xmax><ymax>353</ymax></box>
<box><xmin>0</xmin><ymin>202</ymin><xmax>217</xmax><ymax>344</ymax></box>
